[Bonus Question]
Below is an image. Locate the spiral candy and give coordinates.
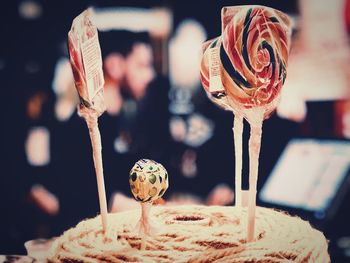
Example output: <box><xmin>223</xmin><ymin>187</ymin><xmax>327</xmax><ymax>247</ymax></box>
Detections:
<box><xmin>221</xmin><ymin>6</ymin><xmax>290</xmax><ymax>109</ymax></box>
<box><xmin>200</xmin><ymin>6</ymin><xmax>291</xmax><ymax>114</ymax></box>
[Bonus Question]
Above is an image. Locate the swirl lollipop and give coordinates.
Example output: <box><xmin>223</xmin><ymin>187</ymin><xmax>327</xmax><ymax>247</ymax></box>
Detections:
<box><xmin>221</xmin><ymin>6</ymin><xmax>291</xmax><ymax>242</ymax></box>
<box><xmin>220</xmin><ymin>6</ymin><xmax>290</xmax><ymax>114</ymax></box>
<box><xmin>129</xmin><ymin>159</ymin><xmax>169</xmax><ymax>249</ymax></box>
<box><xmin>200</xmin><ymin>5</ymin><xmax>291</xmax><ymax>242</ymax></box>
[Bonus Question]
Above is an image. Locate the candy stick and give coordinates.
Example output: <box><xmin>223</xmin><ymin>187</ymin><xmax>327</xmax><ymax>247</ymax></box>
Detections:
<box><xmin>80</xmin><ymin>108</ymin><xmax>108</xmax><ymax>231</ymax></box>
<box><xmin>246</xmin><ymin>111</ymin><xmax>263</xmax><ymax>242</ymax></box>
<box><xmin>139</xmin><ymin>202</ymin><xmax>152</xmax><ymax>250</ymax></box>
<box><xmin>233</xmin><ymin>113</ymin><xmax>243</xmax><ymax>207</ymax></box>
<box><xmin>88</xmin><ymin>118</ymin><xmax>108</xmax><ymax>232</ymax></box>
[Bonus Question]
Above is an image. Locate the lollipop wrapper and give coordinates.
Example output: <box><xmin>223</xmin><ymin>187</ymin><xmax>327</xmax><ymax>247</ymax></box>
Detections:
<box><xmin>68</xmin><ymin>9</ymin><xmax>105</xmax><ymax>116</ymax></box>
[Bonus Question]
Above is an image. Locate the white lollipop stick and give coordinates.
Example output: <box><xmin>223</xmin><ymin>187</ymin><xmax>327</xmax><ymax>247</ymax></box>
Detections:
<box><xmin>139</xmin><ymin>202</ymin><xmax>152</xmax><ymax>250</ymax></box>
<box><xmin>246</xmin><ymin>111</ymin><xmax>263</xmax><ymax>242</ymax></box>
<box><xmin>82</xmin><ymin>109</ymin><xmax>108</xmax><ymax>232</ymax></box>
<box><xmin>233</xmin><ymin>113</ymin><xmax>243</xmax><ymax>207</ymax></box>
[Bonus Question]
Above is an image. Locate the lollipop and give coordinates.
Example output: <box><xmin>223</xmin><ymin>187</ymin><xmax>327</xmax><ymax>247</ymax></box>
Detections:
<box><xmin>68</xmin><ymin>9</ymin><xmax>108</xmax><ymax>232</ymax></box>
<box><xmin>129</xmin><ymin>159</ymin><xmax>169</xmax><ymax>249</ymax></box>
<box><xmin>221</xmin><ymin>5</ymin><xmax>291</xmax><ymax>242</ymax></box>
<box><xmin>200</xmin><ymin>5</ymin><xmax>291</xmax><ymax>242</ymax></box>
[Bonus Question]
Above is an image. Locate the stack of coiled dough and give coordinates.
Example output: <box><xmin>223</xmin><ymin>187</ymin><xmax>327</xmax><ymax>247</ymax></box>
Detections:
<box><xmin>48</xmin><ymin>205</ymin><xmax>330</xmax><ymax>263</ymax></box>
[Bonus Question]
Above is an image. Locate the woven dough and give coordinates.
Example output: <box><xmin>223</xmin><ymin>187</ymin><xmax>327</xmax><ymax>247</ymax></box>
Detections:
<box><xmin>48</xmin><ymin>205</ymin><xmax>330</xmax><ymax>263</ymax></box>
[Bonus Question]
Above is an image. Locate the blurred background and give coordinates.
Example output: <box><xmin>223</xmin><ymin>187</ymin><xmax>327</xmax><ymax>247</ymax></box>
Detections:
<box><xmin>1</xmin><ymin>0</ymin><xmax>350</xmax><ymax>261</ymax></box>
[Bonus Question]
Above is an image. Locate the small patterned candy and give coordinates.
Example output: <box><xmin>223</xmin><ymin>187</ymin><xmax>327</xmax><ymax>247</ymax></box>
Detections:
<box><xmin>129</xmin><ymin>159</ymin><xmax>169</xmax><ymax>203</ymax></box>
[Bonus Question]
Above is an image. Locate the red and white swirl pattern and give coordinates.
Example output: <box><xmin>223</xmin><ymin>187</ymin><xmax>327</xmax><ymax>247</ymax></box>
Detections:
<box><xmin>200</xmin><ymin>6</ymin><xmax>291</xmax><ymax>111</ymax></box>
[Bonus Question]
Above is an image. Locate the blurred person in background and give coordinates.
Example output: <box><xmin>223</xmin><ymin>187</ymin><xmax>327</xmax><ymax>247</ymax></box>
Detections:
<box><xmin>99</xmin><ymin>30</ymin><xmax>171</xmax><ymax>212</ymax></box>
<box><xmin>110</xmin><ymin>21</ymin><xmax>236</xmax><ymax>212</ymax></box>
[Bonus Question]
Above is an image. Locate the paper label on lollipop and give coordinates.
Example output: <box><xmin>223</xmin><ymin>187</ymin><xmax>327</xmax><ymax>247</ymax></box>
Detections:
<box><xmin>209</xmin><ymin>46</ymin><xmax>225</xmax><ymax>94</ymax></box>
<box><xmin>68</xmin><ymin>9</ymin><xmax>105</xmax><ymax>114</ymax></box>
<box><xmin>81</xmin><ymin>32</ymin><xmax>104</xmax><ymax>102</ymax></box>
